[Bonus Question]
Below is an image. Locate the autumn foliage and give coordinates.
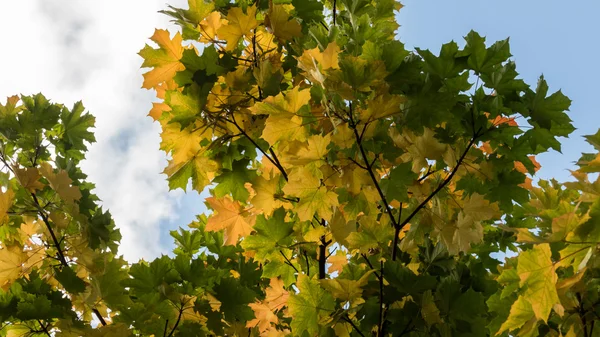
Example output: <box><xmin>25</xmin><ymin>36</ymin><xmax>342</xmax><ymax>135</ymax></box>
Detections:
<box><xmin>1</xmin><ymin>0</ymin><xmax>600</xmax><ymax>336</ymax></box>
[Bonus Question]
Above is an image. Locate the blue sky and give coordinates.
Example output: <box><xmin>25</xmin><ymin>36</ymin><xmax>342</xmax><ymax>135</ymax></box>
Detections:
<box><xmin>397</xmin><ymin>0</ymin><xmax>600</xmax><ymax>181</ymax></box>
<box><xmin>0</xmin><ymin>1</ymin><xmax>596</xmax><ymax>261</ymax></box>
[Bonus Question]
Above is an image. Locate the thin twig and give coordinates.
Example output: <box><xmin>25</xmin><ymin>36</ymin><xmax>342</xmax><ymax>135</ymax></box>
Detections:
<box><xmin>279</xmin><ymin>250</ymin><xmax>299</xmax><ymax>273</ymax></box>
<box><xmin>342</xmin><ymin>315</ymin><xmax>365</xmax><ymax>337</ymax></box>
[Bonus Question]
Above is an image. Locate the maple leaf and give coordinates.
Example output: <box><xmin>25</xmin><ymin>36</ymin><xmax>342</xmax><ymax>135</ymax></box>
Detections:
<box><xmin>288</xmin><ymin>275</ymin><xmax>335</xmax><ymax>336</ymax></box>
<box><xmin>13</xmin><ymin>166</ymin><xmax>44</xmax><ymax>192</ymax></box>
<box><xmin>247</xmin><ymin>278</ymin><xmax>289</xmax><ymax>333</ymax></box>
<box><xmin>266</xmin><ymin>5</ymin><xmax>302</xmax><ymax>40</ymax></box>
<box><xmin>0</xmin><ymin>188</ymin><xmax>14</xmax><ymax>224</ymax></box>
<box><xmin>163</xmin><ymin>154</ymin><xmax>218</xmax><ymax>192</ymax></box>
<box><xmin>327</xmin><ymin>249</ymin><xmax>348</xmax><ymax>274</ymax></box>
<box><xmin>205</xmin><ymin>196</ymin><xmax>256</xmax><ymax>245</ymax></box>
<box><xmin>295</xmin><ymin>187</ymin><xmax>339</xmax><ymax>222</ymax></box>
<box><xmin>139</xmin><ymin>29</ymin><xmax>185</xmax><ymax>89</ymax></box>
<box><xmin>199</xmin><ymin>12</ymin><xmax>224</xmax><ymax>43</ymax></box>
<box><xmin>217</xmin><ymin>5</ymin><xmax>259</xmax><ymax>51</ymax></box>
<box><xmin>516</xmin><ymin>243</ymin><xmax>559</xmax><ymax>322</ymax></box>
<box><xmin>497</xmin><ymin>296</ymin><xmax>535</xmax><ymax>335</ymax></box>
<box><xmin>39</xmin><ymin>162</ymin><xmax>82</xmax><ymax>204</ymax></box>
<box><xmin>0</xmin><ymin>245</ymin><xmax>29</xmax><ymax>288</ymax></box>
<box><xmin>296</xmin><ymin>42</ymin><xmax>340</xmax><ymax>84</ymax></box>
<box><xmin>250</xmin><ymin>86</ymin><xmax>311</xmax><ymax>145</ymax></box>
<box><xmin>160</xmin><ymin>122</ymin><xmax>209</xmax><ymax>166</ymax></box>
<box><xmin>248</xmin><ymin>175</ymin><xmax>290</xmax><ymax>216</ymax></box>
<box><xmin>320</xmin><ymin>270</ymin><xmax>375</xmax><ymax>302</ymax></box>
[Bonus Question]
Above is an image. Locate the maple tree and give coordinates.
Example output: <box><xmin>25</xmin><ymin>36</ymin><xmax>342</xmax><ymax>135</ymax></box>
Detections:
<box><xmin>1</xmin><ymin>0</ymin><xmax>600</xmax><ymax>336</ymax></box>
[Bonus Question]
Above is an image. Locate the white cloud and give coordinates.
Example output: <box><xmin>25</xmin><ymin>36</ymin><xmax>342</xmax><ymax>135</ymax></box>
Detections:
<box><xmin>0</xmin><ymin>0</ymin><xmax>201</xmax><ymax>261</ymax></box>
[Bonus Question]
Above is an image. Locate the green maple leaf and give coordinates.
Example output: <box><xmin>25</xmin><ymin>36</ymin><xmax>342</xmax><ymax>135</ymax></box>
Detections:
<box><xmin>241</xmin><ymin>208</ymin><xmax>294</xmax><ymax>261</ymax></box>
<box><xmin>525</xmin><ymin>76</ymin><xmax>573</xmax><ymax>132</ymax></box>
<box><xmin>54</xmin><ymin>266</ymin><xmax>86</xmax><ymax>294</ymax></box>
<box><xmin>288</xmin><ymin>275</ymin><xmax>335</xmax><ymax>336</ymax></box>
<box><xmin>292</xmin><ymin>0</ymin><xmax>324</xmax><ymax>24</ymax></box>
<box><xmin>380</xmin><ymin>162</ymin><xmax>418</xmax><ymax>202</ymax></box>
<box><xmin>170</xmin><ymin>227</ymin><xmax>203</xmax><ymax>256</ymax></box>
<box><xmin>214</xmin><ymin>278</ymin><xmax>256</xmax><ymax>322</ymax></box>
<box><xmin>212</xmin><ymin>159</ymin><xmax>256</xmax><ymax>201</ymax></box>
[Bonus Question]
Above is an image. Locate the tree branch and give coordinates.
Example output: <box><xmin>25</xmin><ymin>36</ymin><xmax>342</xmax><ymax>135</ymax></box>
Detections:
<box><xmin>228</xmin><ymin>113</ymin><xmax>288</xmax><ymax>181</ymax></box>
<box><xmin>279</xmin><ymin>250</ymin><xmax>299</xmax><ymax>273</ymax></box>
<box><xmin>37</xmin><ymin>320</ymin><xmax>51</xmax><ymax>337</ymax></box>
<box><xmin>342</xmin><ymin>315</ymin><xmax>365</xmax><ymax>337</ymax></box>
<box><xmin>347</xmin><ymin>103</ymin><xmax>400</xmax><ymax>234</ymax></box>
<box><xmin>167</xmin><ymin>307</ymin><xmax>183</xmax><ymax>337</ymax></box>
<box><xmin>391</xmin><ymin>203</ymin><xmax>403</xmax><ymax>261</ymax></box>
<box><xmin>397</xmin><ymin>132</ymin><xmax>480</xmax><ymax>233</ymax></box>
<box><xmin>31</xmin><ymin>193</ymin><xmax>68</xmax><ymax>267</ymax></box>
<box><xmin>377</xmin><ymin>260</ymin><xmax>384</xmax><ymax>336</ymax></box>
<box><xmin>93</xmin><ymin>308</ymin><xmax>108</xmax><ymax>327</ymax></box>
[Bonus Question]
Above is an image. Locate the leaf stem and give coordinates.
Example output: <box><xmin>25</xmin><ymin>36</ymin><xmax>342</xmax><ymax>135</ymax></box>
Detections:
<box><xmin>279</xmin><ymin>250</ymin><xmax>299</xmax><ymax>273</ymax></box>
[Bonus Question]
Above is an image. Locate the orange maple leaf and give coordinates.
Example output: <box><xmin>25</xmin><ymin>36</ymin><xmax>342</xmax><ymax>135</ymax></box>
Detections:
<box><xmin>205</xmin><ymin>197</ymin><xmax>255</xmax><ymax>245</ymax></box>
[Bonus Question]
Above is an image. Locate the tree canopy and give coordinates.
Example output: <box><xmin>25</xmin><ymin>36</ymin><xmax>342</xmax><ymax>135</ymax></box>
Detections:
<box><xmin>1</xmin><ymin>0</ymin><xmax>599</xmax><ymax>336</ymax></box>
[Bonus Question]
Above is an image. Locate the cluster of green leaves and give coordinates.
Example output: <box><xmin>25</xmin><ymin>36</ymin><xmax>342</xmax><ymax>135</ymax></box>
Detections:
<box><xmin>1</xmin><ymin>0</ymin><xmax>598</xmax><ymax>336</ymax></box>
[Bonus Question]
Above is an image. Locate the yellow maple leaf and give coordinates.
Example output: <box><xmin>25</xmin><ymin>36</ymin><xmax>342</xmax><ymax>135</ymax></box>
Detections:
<box><xmin>266</xmin><ymin>5</ymin><xmax>301</xmax><ymax>40</ymax></box>
<box><xmin>178</xmin><ymin>295</ymin><xmax>208</xmax><ymax>324</ymax></box>
<box><xmin>0</xmin><ymin>245</ymin><xmax>28</xmax><ymax>288</ymax></box>
<box><xmin>0</xmin><ymin>188</ymin><xmax>14</xmax><ymax>224</ymax></box>
<box><xmin>296</xmin><ymin>42</ymin><xmax>340</xmax><ymax>84</ymax></box>
<box><xmin>248</xmin><ymin>175</ymin><xmax>290</xmax><ymax>216</ymax></box>
<box><xmin>185</xmin><ymin>0</ymin><xmax>214</xmax><ymax>24</ymax></box>
<box><xmin>217</xmin><ymin>5</ymin><xmax>259</xmax><ymax>51</ymax></box>
<box><xmin>286</xmin><ymin>134</ymin><xmax>331</xmax><ymax>167</ymax></box>
<box><xmin>148</xmin><ymin>102</ymin><xmax>171</xmax><ymax>121</ymax></box>
<box><xmin>205</xmin><ymin>196</ymin><xmax>255</xmax><ymax>245</ymax></box>
<box><xmin>247</xmin><ymin>302</ymin><xmax>280</xmax><ymax>333</ymax></box>
<box><xmin>295</xmin><ymin>186</ymin><xmax>339</xmax><ymax>222</ymax></box>
<box><xmin>327</xmin><ymin>250</ymin><xmax>348</xmax><ymax>274</ymax></box>
<box><xmin>320</xmin><ymin>270</ymin><xmax>375</xmax><ymax>302</ymax></box>
<box><xmin>264</xmin><ymin>278</ymin><xmax>289</xmax><ymax>311</ymax></box>
<box><xmin>13</xmin><ymin>166</ymin><xmax>44</xmax><ymax>192</ymax></box>
<box><xmin>160</xmin><ymin>122</ymin><xmax>211</xmax><ymax>166</ymax></box>
<box><xmin>517</xmin><ymin>243</ymin><xmax>559</xmax><ymax>322</ymax></box>
<box><xmin>361</xmin><ymin>93</ymin><xmax>406</xmax><ymax>123</ymax></box>
<box><xmin>39</xmin><ymin>162</ymin><xmax>82</xmax><ymax>204</ymax></box>
<box><xmin>199</xmin><ymin>11</ymin><xmax>225</xmax><ymax>43</ymax></box>
<box><xmin>262</xmin><ymin>114</ymin><xmax>307</xmax><ymax>146</ymax></box>
<box><xmin>163</xmin><ymin>154</ymin><xmax>218</xmax><ymax>192</ymax></box>
<box><xmin>282</xmin><ymin>167</ymin><xmax>320</xmax><ymax>198</ymax></box>
<box><xmin>247</xmin><ymin>278</ymin><xmax>289</xmax><ymax>333</ymax></box>
<box><xmin>244</xmin><ymin>27</ymin><xmax>277</xmax><ymax>60</ymax></box>
<box><xmin>462</xmin><ymin>193</ymin><xmax>500</xmax><ymax>222</ymax></box>
<box><xmin>439</xmin><ymin>213</ymin><xmax>483</xmax><ymax>255</ymax></box>
<box><xmin>139</xmin><ymin>29</ymin><xmax>185</xmax><ymax>89</ymax></box>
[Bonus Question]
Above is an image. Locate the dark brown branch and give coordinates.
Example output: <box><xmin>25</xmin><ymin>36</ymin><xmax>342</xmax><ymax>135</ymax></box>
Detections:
<box><xmin>228</xmin><ymin>114</ymin><xmax>288</xmax><ymax>181</ymax></box>
<box><xmin>332</xmin><ymin>0</ymin><xmax>337</xmax><ymax>26</ymax></box>
<box><xmin>377</xmin><ymin>260</ymin><xmax>384</xmax><ymax>337</ymax></box>
<box><xmin>318</xmin><ymin>236</ymin><xmax>329</xmax><ymax>279</ymax></box>
<box><xmin>31</xmin><ymin>193</ymin><xmax>68</xmax><ymax>267</ymax></box>
<box><xmin>93</xmin><ymin>308</ymin><xmax>108</xmax><ymax>326</ymax></box>
<box><xmin>163</xmin><ymin>319</ymin><xmax>169</xmax><ymax>337</ymax></box>
<box><xmin>397</xmin><ymin>132</ymin><xmax>479</xmax><ymax>233</ymax></box>
<box><xmin>391</xmin><ymin>203</ymin><xmax>403</xmax><ymax>261</ymax></box>
<box><xmin>347</xmin><ymin>103</ymin><xmax>400</xmax><ymax>234</ymax></box>
<box><xmin>167</xmin><ymin>307</ymin><xmax>183</xmax><ymax>337</ymax></box>
<box><xmin>303</xmin><ymin>250</ymin><xmax>310</xmax><ymax>276</ymax></box>
<box><xmin>360</xmin><ymin>254</ymin><xmax>382</xmax><ymax>280</ymax></box>
<box><xmin>342</xmin><ymin>315</ymin><xmax>365</xmax><ymax>337</ymax></box>
<box><xmin>37</xmin><ymin>320</ymin><xmax>51</xmax><ymax>337</ymax></box>
<box><xmin>577</xmin><ymin>293</ymin><xmax>590</xmax><ymax>337</ymax></box>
